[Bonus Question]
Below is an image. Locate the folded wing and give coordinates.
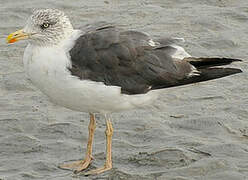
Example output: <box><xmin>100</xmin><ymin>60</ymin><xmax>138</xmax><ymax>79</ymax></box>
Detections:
<box><xmin>68</xmin><ymin>23</ymin><xmax>242</xmax><ymax>95</ymax></box>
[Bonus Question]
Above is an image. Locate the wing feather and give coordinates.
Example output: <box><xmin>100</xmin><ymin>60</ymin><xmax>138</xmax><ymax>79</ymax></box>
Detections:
<box><xmin>68</xmin><ymin>23</ymin><xmax>241</xmax><ymax>94</ymax></box>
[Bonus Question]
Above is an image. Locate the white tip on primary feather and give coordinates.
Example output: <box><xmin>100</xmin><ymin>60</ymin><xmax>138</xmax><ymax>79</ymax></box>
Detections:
<box><xmin>148</xmin><ymin>39</ymin><xmax>159</xmax><ymax>47</ymax></box>
<box><xmin>170</xmin><ymin>45</ymin><xmax>191</xmax><ymax>60</ymax></box>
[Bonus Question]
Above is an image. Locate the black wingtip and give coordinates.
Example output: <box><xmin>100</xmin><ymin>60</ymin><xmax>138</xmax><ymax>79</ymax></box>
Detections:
<box><xmin>236</xmin><ymin>68</ymin><xmax>243</xmax><ymax>73</ymax></box>
<box><xmin>223</xmin><ymin>58</ymin><xmax>242</xmax><ymax>62</ymax></box>
<box><xmin>200</xmin><ymin>67</ymin><xmax>242</xmax><ymax>80</ymax></box>
<box><xmin>185</xmin><ymin>57</ymin><xmax>243</xmax><ymax>68</ymax></box>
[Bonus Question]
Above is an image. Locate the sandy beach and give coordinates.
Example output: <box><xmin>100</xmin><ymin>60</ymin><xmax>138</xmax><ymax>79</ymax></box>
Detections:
<box><xmin>1</xmin><ymin>0</ymin><xmax>248</xmax><ymax>179</ymax></box>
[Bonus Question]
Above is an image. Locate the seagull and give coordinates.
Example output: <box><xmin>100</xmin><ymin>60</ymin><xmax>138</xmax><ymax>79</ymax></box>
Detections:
<box><xmin>6</xmin><ymin>9</ymin><xmax>242</xmax><ymax>175</ymax></box>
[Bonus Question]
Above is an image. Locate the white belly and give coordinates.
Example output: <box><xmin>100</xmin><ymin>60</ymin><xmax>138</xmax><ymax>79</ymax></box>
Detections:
<box><xmin>23</xmin><ymin>44</ymin><xmax>158</xmax><ymax>114</ymax></box>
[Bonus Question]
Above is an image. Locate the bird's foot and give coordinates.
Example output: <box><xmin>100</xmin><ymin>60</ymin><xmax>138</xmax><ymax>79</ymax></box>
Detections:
<box><xmin>59</xmin><ymin>156</ymin><xmax>93</xmax><ymax>173</ymax></box>
<box><xmin>84</xmin><ymin>164</ymin><xmax>112</xmax><ymax>176</ymax></box>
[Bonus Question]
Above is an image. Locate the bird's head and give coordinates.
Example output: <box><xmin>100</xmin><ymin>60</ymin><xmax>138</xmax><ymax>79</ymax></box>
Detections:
<box><xmin>7</xmin><ymin>9</ymin><xmax>74</xmax><ymax>46</ymax></box>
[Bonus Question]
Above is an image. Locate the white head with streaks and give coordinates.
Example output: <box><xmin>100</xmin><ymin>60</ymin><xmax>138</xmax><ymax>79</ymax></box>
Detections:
<box><xmin>7</xmin><ymin>9</ymin><xmax>74</xmax><ymax>46</ymax></box>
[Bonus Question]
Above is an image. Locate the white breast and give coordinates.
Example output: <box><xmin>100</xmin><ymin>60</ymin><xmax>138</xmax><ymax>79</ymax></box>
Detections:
<box><xmin>23</xmin><ymin>38</ymin><xmax>158</xmax><ymax>114</ymax></box>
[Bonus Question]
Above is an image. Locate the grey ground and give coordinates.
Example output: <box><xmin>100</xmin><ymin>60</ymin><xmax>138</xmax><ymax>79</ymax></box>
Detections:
<box><xmin>1</xmin><ymin>0</ymin><xmax>248</xmax><ymax>179</ymax></box>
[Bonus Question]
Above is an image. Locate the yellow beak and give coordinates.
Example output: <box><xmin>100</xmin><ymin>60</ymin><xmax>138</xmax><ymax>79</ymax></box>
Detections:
<box><xmin>6</xmin><ymin>29</ymin><xmax>29</xmax><ymax>43</ymax></box>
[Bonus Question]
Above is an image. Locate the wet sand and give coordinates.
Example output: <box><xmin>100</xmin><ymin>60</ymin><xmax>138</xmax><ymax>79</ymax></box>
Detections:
<box><xmin>1</xmin><ymin>0</ymin><xmax>248</xmax><ymax>179</ymax></box>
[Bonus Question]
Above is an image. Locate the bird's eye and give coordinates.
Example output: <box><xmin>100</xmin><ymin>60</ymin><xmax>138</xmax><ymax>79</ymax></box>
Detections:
<box><xmin>40</xmin><ymin>23</ymin><xmax>50</xmax><ymax>29</ymax></box>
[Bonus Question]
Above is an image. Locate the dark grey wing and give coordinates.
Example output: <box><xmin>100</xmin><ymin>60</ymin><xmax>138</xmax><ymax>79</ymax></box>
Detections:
<box><xmin>68</xmin><ymin>24</ymin><xmax>193</xmax><ymax>94</ymax></box>
<box><xmin>68</xmin><ymin>24</ymin><xmax>242</xmax><ymax>95</ymax></box>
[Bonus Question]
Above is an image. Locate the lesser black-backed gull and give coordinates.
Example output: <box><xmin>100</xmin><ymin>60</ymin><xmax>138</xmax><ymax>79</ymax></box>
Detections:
<box><xmin>7</xmin><ymin>9</ymin><xmax>242</xmax><ymax>175</ymax></box>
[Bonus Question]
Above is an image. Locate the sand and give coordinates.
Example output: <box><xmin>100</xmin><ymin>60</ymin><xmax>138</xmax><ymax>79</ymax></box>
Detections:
<box><xmin>1</xmin><ymin>0</ymin><xmax>248</xmax><ymax>179</ymax></box>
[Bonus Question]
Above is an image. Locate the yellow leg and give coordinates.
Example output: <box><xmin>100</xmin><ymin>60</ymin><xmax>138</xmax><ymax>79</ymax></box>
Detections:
<box><xmin>84</xmin><ymin>115</ymin><xmax>113</xmax><ymax>175</ymax></box>
<box><xmin>59</xmin><ymin>113</ymin><xmax>96</xmax><ymax>173</ymax></box>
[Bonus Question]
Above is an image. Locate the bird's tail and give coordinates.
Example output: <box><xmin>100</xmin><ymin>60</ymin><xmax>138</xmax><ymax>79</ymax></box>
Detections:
<box><xmin>184</xmin><ymin>57</ymin><xmax>242</xmax><ymax>83</ymax></box>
